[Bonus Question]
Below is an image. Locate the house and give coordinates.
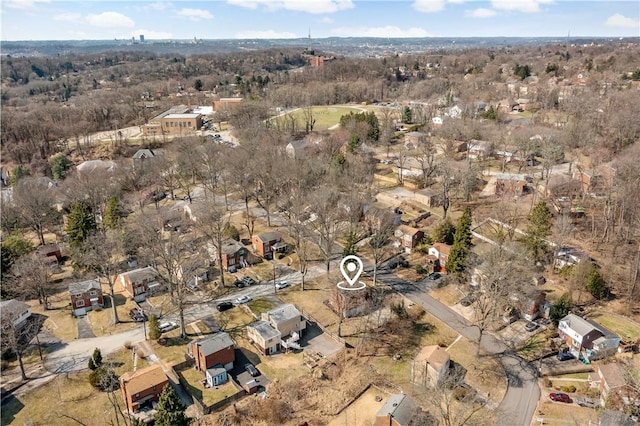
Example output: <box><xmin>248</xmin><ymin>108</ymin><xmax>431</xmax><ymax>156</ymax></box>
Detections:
<box><xmin>213</xmin><ymin>97</ymin><xmax>243</xmax><ymax>112</ymax></box>
<box><xmin>191</xmin><ymin>332</ymin><xmax>235</xmax><ymax>372</ymax></box>
<box><xmin>206</xmin><ymin>367</ymin><xmax>228</xmax><ymax>387</ymax></box>
<box><xmin>210</xmin><ymin>240</ymin><xmax>249</xmax><ymax>272</ymax></box>
<box><xmin>536</xmin><ymin>175</ymin><xmax>582</xmax><ymax>199</ymax></box>
<box><xmin>411</xmin><ymin>345</ymin><xmax>451</xmax><ymax>387</ymax></box>
<box><xmin>394</xmin><ymin>225</ymin><xmax>425</xmax><ymax>253</ymax></box>
<box><xmin>374</xmin><ymin>394</ymin><xmax>423</xmax><ymax>426</ymax></box>
<box><xmin>285</xmin><ymin>138</ymin><xmax>321</xmax><ymax>160</ymax></box>
<box><xmin>119</xmin><ymin>364</ymin><xmax>169</xmax><ymax>413</ymax></box>
<box><xmin>467</xmin><ymin>139</ymin><xmax>491</xmax><ymax>160</ymax></box>
<box><xmin>554</xmin><ymin>246</ymin><xmax>590</xmax><ymax>270</ymax></box>
<box><xmin>428</xmin><ymin>243</ymin><xmax>452</xmax><ymax>272</ymax></box>
<box><xmin>36</xmin><ymin>243</ymin><xmax>62</xmax><ymax>263</ymax></box>
<box><xmin>76</xmin><ymin>160</ymin><xmax>117</xmax><ymax>175</ymax></box>
<box><xmin>573</xmin><ymin>163</ymin><xmax>617</xmax><ymax>195</ymax></box>
<box><xmin>414</xmin><ymin>188</ymin><xmax>444</xmax><ymax>208</ymax></box>
<box><xmin>589</xmin><ymin>363</ymin><xmax>637</xmax><ymax>408</ymax></box>
<box><xmin>247</xmin><ymin>320</ymin><xmax>281</xmax><ymax>356</ymax></box>
<box><xmin>118</xmin><ymin>266</ymin><xmax>160</xmax><ymax>302</ymax></box>
<box><xmin>0</xmin><ymin>299</ymin><xmax>31</xmax><ymax>331</ymax></box>
<box><xmin>261</xmin><ymin>304</ymin><xmax>306</xmax><ymax>339</ymax></box>
<box><xmin>494</xmin><ymin>173</ymin><xmax>527</xmax><ymax>197</ymax></box>
<box><xmin>558</xmin><ymin>313</ymin><xmax>621</xmax><ymax>361</ymax></box>
<box><xmin>509</xmin><ymin>290</ymin><xmax>546</xmax><ymax>321</ymax></box>
<box><xmin>329</xmin><ymin>287</ymin><xmax>370</xmax><ymax>318</ymax></box>
<box><xmin>404</xmin><ymin>131</ymin><xmax>427</xmax><ymax>150</ymax></box>
<box><xmin>252</xmin><ymin>231</ymin><xmax>287</xmax><ymax>259</ymax></box>
<box><xmin>132</xmin><ymin>149</ymin><xmax>163</xmax><ymax>169</ymax></box>
<box><xmin>69</xmin><ymin>279</ymin><xmax>104</xmax><ymax>316</ymax></box>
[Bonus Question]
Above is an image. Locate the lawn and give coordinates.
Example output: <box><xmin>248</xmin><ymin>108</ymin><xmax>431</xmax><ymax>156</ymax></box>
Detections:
<box><xmin>589</xmin><ymin>312</ymin><xmax>640</xmax><ymax>341</ymax></box>
<box><xmin>1</xmin><ymin>348</ymin><xmax>138</xmax><ymax>426</ymax></box>
<box><xmin>179</xmin><ymin>368</ymin><xmax>239</xmax><ymax>406</ymax></box>
<box><xmin>87</xmin><ymin>291</ymin><xmax>140</xmax><ymax>337</ymax></box>
<box><xmin>29</xmin><ymin>295</ymin><xmax>77</xmax><ymax>342</ymax></box>
<box><xmin>269</xmin><ymin>105</ymin><xmax>366</xmax><ymax>131</ymax></box>
<box><xmin>277</xmin><ymin>276</ymin><xmax>340</xmax><ymax>329</ymax></box>
<box><xmin>246</xmin><ymin>299</ymin><xmax>275</xmax><ymax>317</ymax></box>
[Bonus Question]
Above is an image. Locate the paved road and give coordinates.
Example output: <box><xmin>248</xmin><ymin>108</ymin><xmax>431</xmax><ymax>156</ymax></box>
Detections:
<box><xmin>362</xmin><ymin>263</ymin><xmax>539</xmax><ymax>426</ymax></box>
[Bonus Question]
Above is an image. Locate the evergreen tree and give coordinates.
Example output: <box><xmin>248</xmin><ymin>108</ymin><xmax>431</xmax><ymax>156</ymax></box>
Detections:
<box><xmin>585</xmin><ymin>265</ymin><xmax>608</xmax><ymax>299</ymax></box>
<box><xmin>88</xmin><ymin>347</ymin><xmax>103</xmax><ymax>370</ymax></box>
<box><xmin>445</xmin><ymin>208</ymin><xmax>473</xmax><ymax>275</ymax></box>
<box><xmin>49</xmin><ymin>153</ymin><xmax>72</xmax><ymax>181</ymax></box>
<box><xmin>342</xmin><ymin>231</ymin><xmax>358</xmax><ymax>257</ymax></box>
<box><xmin>1</xmin><ymin>233</ymin><xmax>34</xmax><ymax>279</ymax></box>
<box><xmin>148</xmin><ymin>314</ymin><xmax>162</xmax><ymax>341</ymax></box>
<box><xmin>10</xmin><ymin>165</ymin><xmax>28</xmax><ymax>185</ymax></box>
<box><xmin>155</xmin><ymin>385</ymin><xmax>189</xmax><ymax>426</ymax></box>
<box><xmin>402</xmin><ymin>106</ymin><xmax>412</xmax><ymax>123</ymax></box>
<box><xmin>550</xmin><ymin>292</ymin><xmax>571</xmax><ymax>325</ymax></box>
<box><xmin>431</xmin><ymin>219</ymin><xmax>456</xmax><ymax>245</ymax></box>
<box><xmin>524</xmin><ymin>201</ymin><xmax>552</xmax><ymax>259</ymax></box>
<box><xmin>66</xmin><ymin>201</ymin><xmax>97</xmax><ymax>248</ymax></box>
<box><xmin>103</xmin><ymin>195</ymin><xmax>124</xmax><ymax>230</ymax></box>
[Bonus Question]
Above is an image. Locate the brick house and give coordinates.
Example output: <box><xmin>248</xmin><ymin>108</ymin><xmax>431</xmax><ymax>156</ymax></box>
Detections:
<box><xmin>119</xmin><ymin>365</ymin><xmax>169</xmax><ymax>413</ymax></box>
<box><xmin>247</xmin><ymin>320</ymin><xmax>281</xmax><ymax>356</ymax></box>
<box><xmin>428</xmin><ymin>243</ymin><xmax>452</xmax><ymax>272</ymax></box>
<box><xmin>69</xmin><ymin>279</ymin><xmax>104</xmax><ymax>316</ymax></box>
<box><xmin>252</xmin><ymin>231</ymin><xmax>287</xmax><ymax>259</ymax></box>
<box><xmin>589</xmin><ymin>363</ymin><xmax>637</xmax><ymax>408</ymax></box>
<box><xmin>558</xmin><ymin>314</ymin><xmax>621</xmax><ymax>361</ymax></box>
<box><xmin>494</xmin><ymin>173</ymin><xmax>527</xmax><ymax>197</ymax></box>
<box><xmin>36</xmin><ymin>243</ymin><xmax>62</xmax><ymax>264</ymax></box>
<box><xmin>510</xmin><ymin>290</ymin><xmax>546</xmax><ymax>321</ymax></box>
<box><xmin>211</xmin><ymin>240</ymin><xmax>248</xmax><ymax>272</ymax></box>
<box><xmin>411</xmin><ymin>345</ymin><xmax>451</xmax><ymax>387</ymax></box>
<box><xmin>191</xmin><ymin>332</ymin><xmax>235</xmax><ymax>372</ymax></box>
<box><xmin>118</xmin><ymin>266</ymin><xmax>160</xmax><ymax>302</ymax></box>
<box><xmin>394</xmin><ymin>225</ymin><xmax>425</xmax><ymax>253</ymax></box>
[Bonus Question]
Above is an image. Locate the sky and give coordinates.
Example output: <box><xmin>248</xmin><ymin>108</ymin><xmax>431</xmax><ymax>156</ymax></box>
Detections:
<box><xmin>1</xmin><ymin>0</ymin><xmax>639</xmax><ymax>41</ymax></box>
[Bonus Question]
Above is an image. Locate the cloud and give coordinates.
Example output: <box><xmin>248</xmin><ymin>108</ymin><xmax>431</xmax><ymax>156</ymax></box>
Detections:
<box><xmin>319</xmin><ymin>16</ymin><xmax>334</xmax><ymax>24</ymax></box>
<box><xmin>228</xmin><ymin>0</ymin><xmax>354</xmax><ymax>14</ymax></box>
<box><xmin>133</xmin><ymin>29</ymin><xmax>172</xmax><ymax>39</ymax></box>
<box><xmin>54</xmin><ymin>12</ymin><xmax>82</xmax><ymax>22</ymax></box>
<box><xmin>466</xmin><ymin>8</ymin><xmax>497</xmax><ymax>18</ymax></box>
<box><xmin>86</xmin><ymin>12</ymin><xmax>135</xmax><ymax>28</ymax></box>
<box><xmin>332</xmin><ymin>25</ymin><xmax>430</xmax><ymax>38</ymax></box>
<box><xmin>234</xmin><ymin>29</ymin><xmax>298</xmax><ymax>39</ymax></box>
<box><xmin>177</xmin><ymin>8</ymin><xmax>213</xmax><ymax>21</ymax></box>
<box><xmin>604</xmin><ymin>13</ymin><xmax>639</xmax><ymax>28</ymax></box>
<box><xmin>3</xmin><ymin>0</ymin><xmax>49</xmax><ymax>10</ymax></box>
<box><xmin>490</xmin><ymin>0</ymin><xmax>553</xmax><ymax>13</ymax></box>
<box><xmin>412</xmin><ymin>0</ymin><xmax>446</xmax><ymax>13</ymax></box>
<box><xmin>145</xmin><ymin>2</ymin><xmax>172</xmax><ymax>11</ymax></box>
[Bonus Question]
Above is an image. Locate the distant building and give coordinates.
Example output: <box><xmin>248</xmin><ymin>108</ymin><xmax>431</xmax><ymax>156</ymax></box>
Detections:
<box><xmin>212</xmin><ymin>97</ymin><xmax>243</xmax><ymax>112</ymax></box>
<box><xmin>494</xmin><ymin>173</ymin><xmax>527</xmax><ymax>198</ymax></box>
<box><xmin>139</xmin><ymin>34</ymin><xmax>144</xmax><ymax>43</ymax></box>
<box><xmin>142</xmin><ymin>105</ymin><xmax>202</xmax><ymax>136</ymax></box>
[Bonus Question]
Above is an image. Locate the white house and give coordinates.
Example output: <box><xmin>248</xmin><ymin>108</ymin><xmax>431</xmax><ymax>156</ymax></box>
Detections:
<box><xmin>558</xmin><ymin>314</ymin><xmax>620</xmax><ymax>361</ymax></box>
<box><xmin>0</xmin><ymin>299</ymin><xmax>32</xmax><ymax>330</ymax></box>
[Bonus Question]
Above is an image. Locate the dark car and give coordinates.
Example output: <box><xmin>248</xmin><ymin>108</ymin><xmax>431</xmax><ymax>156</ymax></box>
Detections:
<box><xmin>557</xmin><ymin>351</ymin><xmax>575</xmax><ymax>361</ymax></box>
<box><xmin>234</xmin><ymin>280</ymin><xmax>245</xmax><ymax>288</ymax></box>
<box><xmin>216</xmin><ymin>301</ymin><xmax>234</xmax><ymax>312</ymax></box>
<box><xmin>245</xmin><ymin>363</ymin><xmax>259</xmax><ymax>377</ymax></box>
<box><xmin>460</xmin><ymin>294</ymin><xmax>477</xmax><ymax>307</ymax></box>
<box><xmin>549</xmin><ymin>392</ymin><xmax>572</xmax><ymax>403</ymax></box>
<box><xmin>129</xmin><ymin>308</ymin><xmax>147</xmax><ymax>322</ymax></box>
<box><xmin>427</xmin><ymin>272</ymin><xmax>442</xmax><ymax>281</ymax></box>
<box><xmin>241</xmin><ymin>276</ymin><xmax>257</xmax><ymax>286</ymax></box>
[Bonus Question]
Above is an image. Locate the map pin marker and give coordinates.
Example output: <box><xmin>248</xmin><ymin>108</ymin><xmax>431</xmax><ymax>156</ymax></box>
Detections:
<box><xmin>340</xmin><ymin>255</ymin><xmax>364</xmax><ymax>287</ymax></box>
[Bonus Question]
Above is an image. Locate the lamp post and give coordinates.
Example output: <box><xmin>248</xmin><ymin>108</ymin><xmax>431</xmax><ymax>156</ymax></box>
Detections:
<box><xmin>272</xmin><ymin>246</ymin><xmax>277</xmax><ymax>291</ymax></box>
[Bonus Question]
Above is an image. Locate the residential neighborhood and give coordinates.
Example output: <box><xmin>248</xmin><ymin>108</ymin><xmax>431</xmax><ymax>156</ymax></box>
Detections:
<box><xmin>1</xmin><ymin>31</ymin><xmax>640</xmax><ymax>426</ymax></box>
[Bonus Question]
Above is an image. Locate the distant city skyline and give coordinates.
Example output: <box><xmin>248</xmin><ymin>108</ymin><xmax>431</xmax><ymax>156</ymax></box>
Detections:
<box><xmin>1</xmin><ymin>1</ymin><xmax>638</xmax><ymax>41</ymax></box>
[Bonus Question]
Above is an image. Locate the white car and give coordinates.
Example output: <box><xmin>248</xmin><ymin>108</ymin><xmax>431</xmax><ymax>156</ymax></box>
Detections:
<box><xmin>235</xmin><ymin>295</ymin><xmax>252</xmax><ymax>304</ymax></box>
<box><xmin>275</xmin><ymin>281</ymin><xmax>290</xmax><ymax>290</ymax></box>
<box><xmin>159</xmin><ymin>321</ymin><xmax>178</xmax><ymax>333</ymax></box>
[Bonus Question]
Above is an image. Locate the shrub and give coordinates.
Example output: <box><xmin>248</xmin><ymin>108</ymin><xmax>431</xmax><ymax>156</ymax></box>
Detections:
<box><xmin>415</xmin><ymin>265</ymin><xmax>428</xmax><ymax>275</ymax></box>
<box><xmin>148</xmin><ymin>314</ymin><xmax>161</xmax><ymax>341</ymax></box>
<box><xmin>543</xmin><ymin>378</ymin><xmax>552</xmax><ymax>388</ymax></box>
<box><xmin>224</xmin><ymin>224</ymin><xmax>240</xmax><ymax>241</ymax></box>
<box><xmin>561</xmin><ymin>385</ymin><xmax>576</xmax><ymax>393</ymax></box>
<box><xmin>89</xmin><ymin>367</ymin><xmax>118</xmax><ymax>391</ymax></box>
<box><xmin>277</xmin><ymin>253</ymin><xmax>285</xmax><ymax>260</ymax></box>
<box><xmin>88</xmin><ymin>348</ymin><xmax>102</xmax><ymax>370</ymax></box>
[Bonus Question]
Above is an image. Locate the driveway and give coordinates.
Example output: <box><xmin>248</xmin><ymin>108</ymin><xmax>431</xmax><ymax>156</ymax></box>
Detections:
<box><xmin>300</xmin><ymin>321</ymin><xmax>343</xmax><ymax>358</ymax></box>
<box><xmin>76</xmin><ymin>315</ymin><xmax>95</xmax><ymax>339</ymax></box>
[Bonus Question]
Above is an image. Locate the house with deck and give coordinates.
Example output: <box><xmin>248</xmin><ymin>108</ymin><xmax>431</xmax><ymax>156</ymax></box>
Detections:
<box><xmin>558</xmin><ymin>314</ymin><xmax>620</xmax><ymax>361</ymax></box>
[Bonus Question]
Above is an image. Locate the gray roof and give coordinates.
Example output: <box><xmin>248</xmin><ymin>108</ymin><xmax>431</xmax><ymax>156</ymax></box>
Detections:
<box><xmin>248</xmin><ymin>320</ymin><xmax>281</xmax><ymax>340</ymax></box>
<box><xmin>405</xmin><ymin>131</ymin><xmax>426</xmax><ymax>138</ymax></box>
<box><xmin>194</xmin><ymin>332</ymin><xmax>234</xmax><ymax>356</ymax></box>
<box><xmin>206</xmin><ymin>367</ymin><xmax>226</xmax><ymax>377</ymax></box>
<box><xmin>221</xmin><ymin>240</ymin><xmax>245</xmax><ymax>255</ymax></box>
<box><xmin>267</xmin><ymin>304</ymin><xmax>300</xmax><ymax>325</ymax></box>
<box><xmin>495</xmin><ymin>173</ymin><xmax>527</xmax><ymax>182</ymax></box>
<box><xmin>599</xmin><ymin>410</ymin><xmax>635</xmax><ymax>426</ymax></box>
<box><xmin>120</xmin><ymin>266</ymin><xmax>157</xmax><ymax>283</ymax></box>
<box><xmin>0</xmin><ymin>299</ymin><xmax>30</xmax><ymax>321</ymax></box>
<box><xmin>376</xmin><ymin>394</ymin><xmax>418</xmax><ymax>426</ymax></box>
<box><xmin>560</xmin><ymin>314</ymin><xmax>619</xmax><ymax>339</ymax></box>
<box><xmin>69</xmin><ymin>279</ymin><xmax>101</xmax><ymax>295</ymax></box>
<box><xmin>132</xmin><ymin>149</ymin><xmax>163</xmax><ymax>160</ymax></box>
<box><xmin>256</xmin><ymin>231</ymin><xmax>281</xmax><ymax>243</ymax></box>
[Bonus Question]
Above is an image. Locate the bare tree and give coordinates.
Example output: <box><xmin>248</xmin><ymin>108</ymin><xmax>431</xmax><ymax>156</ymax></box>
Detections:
<box><xmin>1</xmin><ymin>314</ymin><xmax>45</xmax><ymax>381</ymax></box>
<box><xmin>12</xmin><ymin>177</ymin><xmax>59</xmax><ymax>245</ymax></box>
<box><xmin>307</xmin><ymin>188</ymin><xmax>344</xmax><ymax>277</ymax></box>
<box><xmin>11</xmin><ymin>254</ymin><xmax>55</xmax><ymax>310</ymax></box>
<box><xmin>365</xmin><ymin>209</ymin><xmax>397</xmax><ymax>286</ymax></box>
<box><xmin>196</xmin><ymin>201</ymin><xmax>231</xmax><ymax>288</ymax></box>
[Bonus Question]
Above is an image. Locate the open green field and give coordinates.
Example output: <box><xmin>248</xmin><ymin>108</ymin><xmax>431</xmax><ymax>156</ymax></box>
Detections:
<box><xmin>590</xmin><ymin>312</ymin><xmax>640</xmax><ymax>341</ymax></box>
<box><xmin>269</xmin><ymin>105</ymin><xmax>366</xmax><ymax>131</ymax></box>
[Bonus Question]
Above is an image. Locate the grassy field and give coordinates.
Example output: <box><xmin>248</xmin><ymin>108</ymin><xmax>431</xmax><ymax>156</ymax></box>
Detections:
<box><xmin>179</xmin><ymin>368</ymin><xmax>239</xmax><ymax>406</ymax></box>
<box><xmin>589</xmin><ymin>312</ymin><xmax>640</xmax><ymax>341</ymax></box>
<box><xmin>269</xmin><ymin>105</ymin><xmax>366</xmax><ymax>131</ymax></box>
<box><xmin>1</xmin><ymin>348</ymin><xmax>138</xmax><ymax>426</ymax></box>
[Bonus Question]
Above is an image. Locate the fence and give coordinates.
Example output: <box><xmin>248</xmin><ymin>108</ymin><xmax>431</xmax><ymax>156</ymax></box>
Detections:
<box><xmin>173</xmin><ymin>364</ymin><xmax>245</xmax><ymax>415</ymax></box>
<box><xmin>298</xmin><ymin>307</ymin><xmax>347</xmax><ymax>347</ymax></box>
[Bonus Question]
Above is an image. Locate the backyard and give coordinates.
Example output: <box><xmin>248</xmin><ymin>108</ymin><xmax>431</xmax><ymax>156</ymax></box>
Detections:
<box><xmin>269</xmin><ymin>105</ymin><xmax>366</xmax><ymax>131</ymax></box>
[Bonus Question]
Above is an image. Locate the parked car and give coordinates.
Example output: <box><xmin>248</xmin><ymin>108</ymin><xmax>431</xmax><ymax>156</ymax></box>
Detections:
<box><xmin>216</xmin><ymin>301</ymin><xmax>234</xmax><ymax>312</ymax></box>
<box><xmin>241</xmin><ymin>276</ymin><xmax>257</xmax><ymax>286</ymax></box>
<box><xmin>275</xmin><ymin>281</ymin><xmax>290</xmax><ymax>290</ymax></box>
<box><xmin>575</xmin><ymin>397</ymin><xmax>597</xmax><ymax>408</ymax></box>
<box><xmin>557</xmin><ymin>351</ymin><xmax>575</xmax><ymax>361</ymax></box>
<box><xmin>460</xmin><ymin>294</ymin><xmax>477</xmax><ymax>307</ymax></box>
<box><xmin>427</xmin><ymin>272</ymin><xmax>441</xmax><ymax>281</ymax></box>
<box><xmin>245</xmin><ymin>363</ymin><xmax>259</xmax><ymax>377</ymax></box>
<box><xmin>525</xmin><ymin>321</ymin><xmax>539</xmax><ymax>332</ymax></box>
<box><xmin>235</xmin><ymin>295</ymin><xmax>252</xmax><ymax>305</ymax></box>
<box><xmin>549</xmin><ymin>393</ymin><xmax>572</xmax><ymax>403</ymax></box>
<box><xmin>129</xmin><ymin>308</ymin><xmax>147</xmax><ymax>322</ymax></box>
<box><xmin>159</xmin><ymin>321</ymin><xmax>178</xmax><ymax>333</ymax></box>
<box><xmin>234</xmin><ymin>280</ymin><xmax>245</xmax><ymax>288</ymax></box>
